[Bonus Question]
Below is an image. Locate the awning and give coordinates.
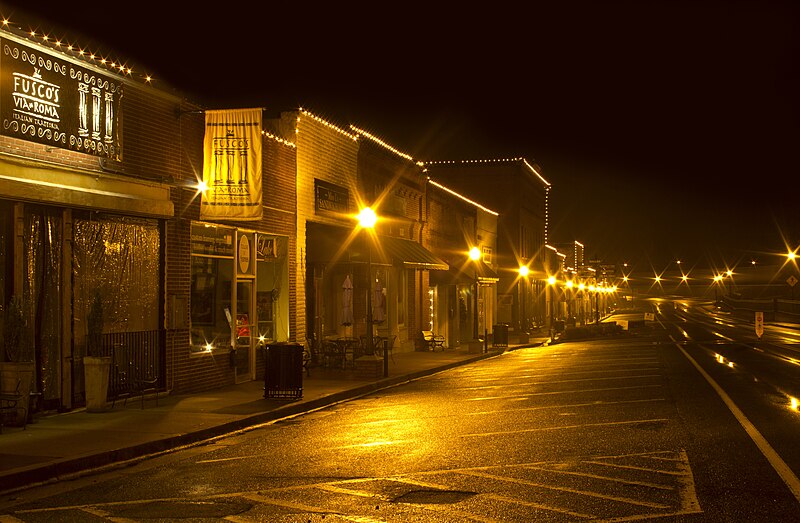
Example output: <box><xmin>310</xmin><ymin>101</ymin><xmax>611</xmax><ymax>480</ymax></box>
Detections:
<box><xmin>430</xmin><ymin>260</ymin><xmax>498</xmax><ymax>285</ymax></box>
<box><xmin>306</xmin><ymin>222</ymin><xmax>448</xmax><ymax>270</ymax></box>
<box><xmin>377</xmin><ymin>236</ymin><xmax>448</xmax><ymax>271</ymax></box>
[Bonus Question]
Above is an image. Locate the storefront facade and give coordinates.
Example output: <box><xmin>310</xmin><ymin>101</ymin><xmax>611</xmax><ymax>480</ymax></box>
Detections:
<box><xmin>281</xmin><ymin>111</ymin><xmax>448</xmax><ymax>356</ymax></box>
<box><xmin>425</xmin><ymin>159</ymin><xmax>550</xmax><ymax>340</ymax></box>
<box><xmin>425</xmin><ymin>180</ymin><xmax>498</xmax><ymax>348</ymax></box>
<box><xmin>0</xmin><ymin>30</ymin><xmax>173</xmax><ymax>411</ymax></box>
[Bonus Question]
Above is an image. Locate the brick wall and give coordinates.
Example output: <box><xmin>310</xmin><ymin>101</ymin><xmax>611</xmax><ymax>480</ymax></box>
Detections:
<box><xmin>166</xmin><ymin>112</ymin><xmax>299</xmax><ymax>394</ymax></box>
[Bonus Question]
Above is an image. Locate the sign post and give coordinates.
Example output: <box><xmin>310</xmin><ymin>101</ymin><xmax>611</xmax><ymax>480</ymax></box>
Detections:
<box><xmin>787</xmin><ymin>275</ymin><xmax>798</xmax><ymax>301</ymax></box>
<box><xmin>755</xmin><ymin>311</ymin><xmax>764</xmax><ymax>339</ymax></box>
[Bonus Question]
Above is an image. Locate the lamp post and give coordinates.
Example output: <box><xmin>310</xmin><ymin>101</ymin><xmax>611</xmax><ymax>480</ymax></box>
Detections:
<box><xmin>358</xmin><ymin>207</ymin><xmax>387</xmax><ymax>377</ymax></box>
<box><xmin>519</xmin><ymin>265</ymin><xmax>529</xmax><ymax>333</ymax></box>
<box><xmin>565</xmin><ymin>279</ymin><xmax>574</xmax><ymax>325</ymax></box>
<box><xmin>469</xmin><ymin>247</ymin><xmax>481</xmax><ymax>342</ymax></box>
<box><xmin>547</xmin><ymin>276</ymin><xmax>556</xmax><ymax>340</ymax></box>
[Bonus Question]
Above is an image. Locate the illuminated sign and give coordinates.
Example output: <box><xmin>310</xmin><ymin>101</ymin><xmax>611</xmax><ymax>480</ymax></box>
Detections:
<box><xmin>0</xmin><ymin>38</ymin><xmax>123</xmax><ymax>159</ymax></box>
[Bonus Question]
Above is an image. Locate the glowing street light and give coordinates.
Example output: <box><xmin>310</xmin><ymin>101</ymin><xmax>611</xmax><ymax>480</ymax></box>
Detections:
<box><xmin>469</xmin><ymin>246</ymin><xmax>482</xmax><ymax>342</ymax></box>
<box><xmin>519</xmin><ymin>265</ymin><xmax>530</xmax><ymax>333</ymax></box>
<box><xmin>358</xmin><ymin>207</ymin><xmax>385</xmax><ymax>376</ymax></box>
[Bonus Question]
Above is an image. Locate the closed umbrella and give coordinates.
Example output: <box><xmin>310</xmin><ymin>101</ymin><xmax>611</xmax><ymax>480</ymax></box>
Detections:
<box><xmin>342</xmin><ymin>275</ymin><xmax>353</xmax><ymax>326</ymax></box>
<box><xmin>373</xmin><ymin>280</ymin><xmax>385</xmax><ymax>324</ymax></box>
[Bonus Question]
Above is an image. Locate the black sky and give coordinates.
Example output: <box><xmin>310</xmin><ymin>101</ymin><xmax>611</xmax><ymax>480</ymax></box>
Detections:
<box><xmin>2</xmin><ymin>1</ymin><xmax>798</xmax><ymax>271</ymax></box>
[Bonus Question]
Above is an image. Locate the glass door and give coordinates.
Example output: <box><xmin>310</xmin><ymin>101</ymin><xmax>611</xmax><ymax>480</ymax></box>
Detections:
<box><xmin>234</xmin><ymin>280</ymin><xmax>254</xmax><ymax>383</ymax></box>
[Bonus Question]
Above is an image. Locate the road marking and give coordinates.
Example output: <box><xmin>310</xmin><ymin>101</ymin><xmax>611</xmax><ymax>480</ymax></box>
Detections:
<box><xmin>468</xmin><ymin>398</ymin><xmax>666</xmax><ymax>416</ymax></box>
<box><xmin>460</xmin><ymin>375</ymin><xmax>661</xmax><ymax>391</ymax></box>
<box><xmin>457</xmin><ymin>469</ymin><xmax>671</xmax><ymax>509</ymax></box>
<box><xmin>583</xmin><ymin>461</ymin><xmax>687</xmax><ymax>476</ymax></box>
<box><xmin>460</xmin><ymin>418</ymin><xmax>669</xmax><ymax>437</ymax></box>
<box><xmin>521</xmin><ymin>465</ymin><xmax>674</xmax><ymax>490</ymax></box>
<box><xmin>466</xmin><ymin>384</ymin><xmax>663</xmax><ymax>402</ymax></box>
<box><xmin>672</xmin><ymin>336</ymin><xmax>800</xmax><ymax>502</ymax></box>
<box><xmin>482</xmin><ymin>493</ymin><xmax>594</xmax><ymax>518</ymax></box>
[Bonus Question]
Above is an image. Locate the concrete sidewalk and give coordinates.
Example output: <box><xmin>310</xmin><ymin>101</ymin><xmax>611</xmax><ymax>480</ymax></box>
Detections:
<box><xmin>0</xmin><ymin>338</ymin><xmax>548</xmax><ymax>493</ymax></box>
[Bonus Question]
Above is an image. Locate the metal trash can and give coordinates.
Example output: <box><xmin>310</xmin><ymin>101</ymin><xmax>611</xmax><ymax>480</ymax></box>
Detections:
<box><xmin>264</xmin><ymin>343</ymin><xmax>303</xmax><ymax>400</ymax></box>
<box><xmin>492</xmin><ymin>323</ymin><xmax>509</xmax><ymax>348</ymax></box>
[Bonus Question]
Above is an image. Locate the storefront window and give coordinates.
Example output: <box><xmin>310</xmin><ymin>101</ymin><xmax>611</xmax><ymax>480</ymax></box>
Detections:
<box><xmin>0</xmin><ymin>201</ymin><xmax>11</xmax><ymax>361</ymax></box>
<box><xmin>256</xmin><ymin>235</ymin><xmax>289</xmax><ymax>342</ymax></box>
<box><xmin>73</xmin><ymin>214</ymin><xmax>161</xmax><ymax>337</ymax></box>
<box><xmin>190</xmin><ymin>223</ymin><xmax>234</xmax><ymax>352</ymax></box>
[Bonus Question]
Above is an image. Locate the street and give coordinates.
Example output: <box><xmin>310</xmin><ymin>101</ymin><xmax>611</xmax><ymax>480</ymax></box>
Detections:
<box><xmin>2</xmin><ymin>300</ymin><xmax>800</xmax><ymax>521</ymax></box>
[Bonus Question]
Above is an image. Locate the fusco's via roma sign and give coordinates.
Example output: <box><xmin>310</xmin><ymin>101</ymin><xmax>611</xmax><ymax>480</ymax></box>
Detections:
<box><xmin>1</xmin><ymin>37</ymin><xmax>123</xmax><ymax>160</ymax></box>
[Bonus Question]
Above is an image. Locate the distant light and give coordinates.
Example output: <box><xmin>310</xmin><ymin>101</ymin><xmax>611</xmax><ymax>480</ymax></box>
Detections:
<box><xmin>547</xmin><ymin>276</ymin><xmax>556</xmax><ymax>285</ymax></box>
<box><xmin>681</xmin><ymin>275</ymin><xmax>688</xmax><ymax>282</ymax></box>
<box><xmin>726</xmin><ymin>270</ymin><xmax>733</xmax><ymax>277</ymax></box>
<box><xmin>565</xmin><ymin>280</ymin><xmax>574</xmax><ymax>288</ymax></box>
<box><xmin>654</xmin><ymin>276</ymin><xmax>661</xmax><ymax>283</ymax></box>
<box><xmin>204</xmin><ymin>343</ymin><xmax>213</xmax><ymax>352</ymax></box>
<box><xmin>791</xmin><ymin>397</ymin><xmax>799</xmax><ymax>411</ymax></box>
<box><xmin>519</xmin><ymin>265</ymin><xmax>529</xmax><ymax>277</ymax></box>
<box><xmin>196</xmin><ymin>180</ymin><xmax>208</xmax><ymax>193</ymax></box>
<box><xmin>788</xmin><ymin>251</ymin><xmax>797</xmax><ymax>261</ymax></box>
<box><xmin>469</xmin><ymin>247</ymin><xmax>481</xmax><ymax>261</ymax></box>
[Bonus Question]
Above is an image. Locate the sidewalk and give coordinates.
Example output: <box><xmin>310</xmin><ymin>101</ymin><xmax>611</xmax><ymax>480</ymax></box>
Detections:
<box><xmin>0</xmin><ymin>337</ymin><xmax>548</xmax><ymax>494</ymax></box>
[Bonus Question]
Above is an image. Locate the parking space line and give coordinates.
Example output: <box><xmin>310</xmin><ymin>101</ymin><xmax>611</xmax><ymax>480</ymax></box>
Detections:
<box><xmin>468</xmin><ymin>398</ymin><xmax>666</xmax><ymax>416</ymax></box>
<box><xmin>521</xmin><ymin>465</ymin><xmax>674</xmax><ymax>491</ymax></box>
<box><xmin>482</xmin><ymin>493</ymin><xmax>595</xmax><ymax>519</ymax></box>
<box><xmin>457</xmin><ymin>470</ymin><xmax>671</xmax><ymax>509</ymax></box>
<box><xmin>460</xmin><ymin>418</ymin><xmax>669</xmax><ymax>437</ymax></box>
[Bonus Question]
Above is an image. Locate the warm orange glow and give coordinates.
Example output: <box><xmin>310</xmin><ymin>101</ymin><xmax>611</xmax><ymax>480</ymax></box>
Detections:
<box><xmin>469</xmin><ymin>247</ymin><xmax>481</xmax><ymax>261</ymax></box>
<box><xmin>566</xmin><ymin>280</ymin><xmax>574</xmax><ymax>289</ymax></box>
<box><xmin>358</xmin><ymin>207</ymin><xmax>377</xmax><ymax>229</ymax></box>
<box><xmin>518</xmin><ymin>265</ymin><xmax>529</xmax><ymax>277</ymax></box>
<box><xmin>547</xmin><ymin>276</ymin><xmax>556</xmax><ymax>285</ymax></box>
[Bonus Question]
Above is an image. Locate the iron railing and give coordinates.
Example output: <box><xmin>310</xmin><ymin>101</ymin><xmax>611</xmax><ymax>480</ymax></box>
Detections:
<box><xmin>101</xmin><ymin>330</ymin><xmax>162</xmax><ymax>400</ymax></box>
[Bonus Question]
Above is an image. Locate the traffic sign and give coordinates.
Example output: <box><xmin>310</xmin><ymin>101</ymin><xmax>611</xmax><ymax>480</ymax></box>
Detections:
<box><xmin>755</xmin><ymin>311</ymin><xmax>764</xmax><ymax>338</ymax></box>
<box><xmin>787</xmin><ymin>275</ymin><xmax>798</xmax><ymax>287</ymax></box>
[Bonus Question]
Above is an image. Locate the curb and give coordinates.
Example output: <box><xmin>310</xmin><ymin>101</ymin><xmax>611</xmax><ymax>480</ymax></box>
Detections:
<box><xmin>0</xmin><ymin>349</ymin><xmax>509</xmax><ymax>494</ymax></box>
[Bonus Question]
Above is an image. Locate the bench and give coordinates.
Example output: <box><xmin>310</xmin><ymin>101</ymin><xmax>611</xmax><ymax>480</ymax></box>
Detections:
<box><xmin>421</xmin><ymin>331</ymin><xmax>445</xmax><ymax>351</ymax></box>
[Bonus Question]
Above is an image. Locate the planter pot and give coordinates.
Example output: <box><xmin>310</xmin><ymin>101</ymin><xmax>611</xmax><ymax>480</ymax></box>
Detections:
<box><xmin>0</xmin><ymin>361</ymin><xmax>34</xmax><ymax>425</ymax></box>
<box><xmin>83</xmin><ymin>356</ymin><xmax>112</xmax><ymax>412</ymax></box>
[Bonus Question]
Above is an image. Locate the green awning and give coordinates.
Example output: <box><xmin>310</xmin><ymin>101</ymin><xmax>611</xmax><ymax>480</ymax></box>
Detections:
<box><xmin>305</xmin><ymin>222</ymin><xmax>448</xmax><ymax>270</ymax></box>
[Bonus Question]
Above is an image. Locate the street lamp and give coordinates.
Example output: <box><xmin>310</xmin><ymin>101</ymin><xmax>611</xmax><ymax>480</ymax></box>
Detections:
<box><xmin>519</xmin><ymin>265</ymin><xmax>529</xmax><ymax>333</ymax></box>
<box><xmin>564</xmin><ymin>278</ymin><xmax>574</xmax><ymax>326</ymax></box>
<box><xmin>469</xmin><ymin>247</ymin><xmax>481</xmax><ymax>342</ymax></box>
<box><xmin>547</xmin><ymin>275</ymin><xmax>556</xmax><ymax>340</ymax></box>
<box><xmin>358</xmin><ymin>207</ymin><xmax>387</xmax><ymax>377</ymax></box>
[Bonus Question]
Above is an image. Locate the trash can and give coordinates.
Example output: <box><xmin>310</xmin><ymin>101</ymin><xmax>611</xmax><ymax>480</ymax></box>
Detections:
<box><xmin>492</xmin><ymin>323</ymin><xmax>509</xmax><ymax>348</ymax></box>
<box><xmin>264</xmin><ymin>343</ymin><xmax>303</xmax><ymax>400</ymax></box>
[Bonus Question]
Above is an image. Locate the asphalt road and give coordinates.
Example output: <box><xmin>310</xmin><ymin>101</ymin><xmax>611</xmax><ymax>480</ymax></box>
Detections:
<box><xmin>1</xmin><ymin>301</ymin><xmax>799</xmax><ymax>521</ymax></box>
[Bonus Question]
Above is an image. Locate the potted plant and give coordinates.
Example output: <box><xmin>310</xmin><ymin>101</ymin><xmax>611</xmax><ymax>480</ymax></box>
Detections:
<box><xmin>1</xmin><ymin>295</ymin><xmax>35</xmax><ymax>426</ymax></box>
<box><xmin>83</xmin><ymin>292</ymin><xmax>111</xmax><ymax>412</ymax></box>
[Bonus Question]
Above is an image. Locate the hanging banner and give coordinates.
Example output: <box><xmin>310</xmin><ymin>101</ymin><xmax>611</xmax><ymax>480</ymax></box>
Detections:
<box><xmin>200</xmin><ymin>108</ymin><xmax>262</xmax><ymax>221</ymax></box>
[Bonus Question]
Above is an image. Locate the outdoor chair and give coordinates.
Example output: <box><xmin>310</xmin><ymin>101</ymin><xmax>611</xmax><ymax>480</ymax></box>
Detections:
<box><xmin>0</xmin><ymin>379</ymin><xmax>26</xmax><ymax>432</ymax></box>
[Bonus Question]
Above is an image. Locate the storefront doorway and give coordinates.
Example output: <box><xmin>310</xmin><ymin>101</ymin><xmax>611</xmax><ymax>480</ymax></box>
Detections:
<box><xmin>234</xmin><ymin>279</ymin><xmax>254</xmax><ymax>383</ymax></box>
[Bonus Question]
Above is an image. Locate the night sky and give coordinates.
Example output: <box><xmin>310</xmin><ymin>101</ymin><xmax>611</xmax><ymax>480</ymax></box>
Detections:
<box><xmin>2</xmin><ymin>2</ymin><xmax>798</xmax><ymax>272</ymax></box>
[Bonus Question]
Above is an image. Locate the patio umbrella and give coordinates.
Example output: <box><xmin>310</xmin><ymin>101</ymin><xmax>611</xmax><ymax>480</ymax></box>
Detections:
<box><xmin>342</xmin><ymin>275</ymin><xmax>353</xmax><ymax>326</ymax></box>
<box><xmin>372</xmin><ymin>280</ymin><xmax>385</xmax><ymax>323</ymax></box>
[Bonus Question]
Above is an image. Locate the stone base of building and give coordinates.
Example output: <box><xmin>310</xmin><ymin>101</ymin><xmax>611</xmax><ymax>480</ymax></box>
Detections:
<box><xmin>355</xmin><ymin>356</ymin><xmax>383</xmax><ymax>379</ymax></box>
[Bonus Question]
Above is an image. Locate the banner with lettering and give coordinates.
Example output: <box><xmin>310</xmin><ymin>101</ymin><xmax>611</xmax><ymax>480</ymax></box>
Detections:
<box><xmin>0</xmin><ymin>37</ymin><xmax>123</xmax><ymax>160</ymax></box>
<box><xmin>200</xmin><ymin>108</ymin><xmax>262</xmax><ymax>221</ymax></box>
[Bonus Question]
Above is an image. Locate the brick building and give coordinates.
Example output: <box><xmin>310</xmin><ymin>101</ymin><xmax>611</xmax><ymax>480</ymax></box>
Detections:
<box><xmin>425</xmin><ymin>159</ymin><xmax>551</xmax><ymax>336</ymax></box>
